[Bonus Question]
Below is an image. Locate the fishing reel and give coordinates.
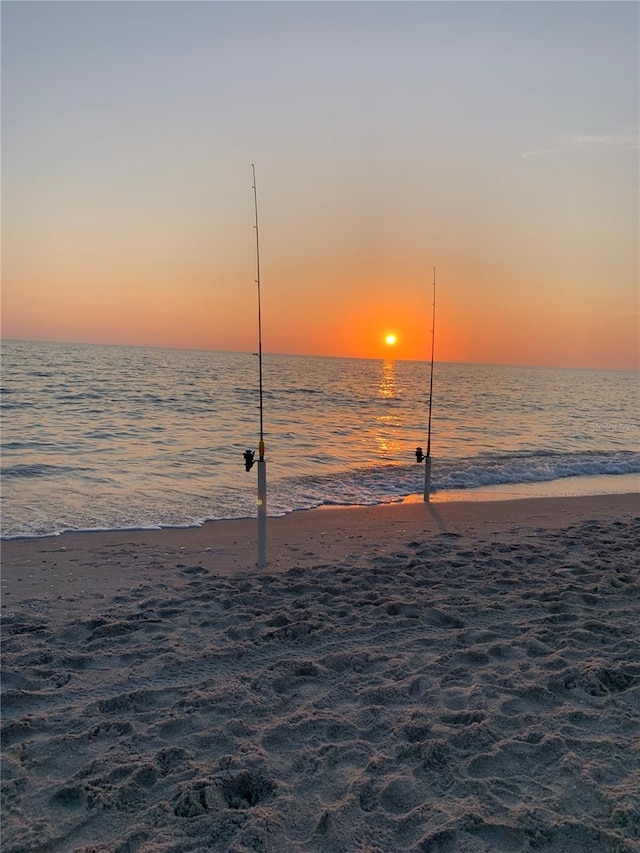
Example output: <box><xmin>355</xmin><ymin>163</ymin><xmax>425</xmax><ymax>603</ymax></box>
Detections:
<box><xmin>243</xmin><ymin>440</ymin><xmax>265</xmax><ymax>471</ymax></box>
<box><xmin>415</xmin><ymin>447</ymin><xmax>426</xmax><ymax>463</ymax></box>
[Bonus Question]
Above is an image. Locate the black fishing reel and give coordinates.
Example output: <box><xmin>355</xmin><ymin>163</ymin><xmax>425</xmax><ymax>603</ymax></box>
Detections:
<box><xmin>415</xmin><ymin>447</ymin><xmax>425</xmax><ymax>463</ymax></box>
<box><xmin>243</xmin><ymin>449</ymin><xmax>256</xmax><ymax>471</ymax></box>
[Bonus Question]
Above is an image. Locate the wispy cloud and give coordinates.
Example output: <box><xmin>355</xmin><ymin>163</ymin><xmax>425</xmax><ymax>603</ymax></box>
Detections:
<box><xmin>521</xmin><ymin>131</ymin><xmax>639</xmax><ymax>159</ymax></box>
<box><xmin>521</xmin><ymin>147</ymin><xmax>562</xmax><ymax>160</ymax></box>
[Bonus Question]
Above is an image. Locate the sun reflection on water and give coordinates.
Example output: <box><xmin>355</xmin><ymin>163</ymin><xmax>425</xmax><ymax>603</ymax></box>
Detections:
<box><xmin>377</xmin><ymin>359</ymin><xmax>397</xmax><ymax>399</ymax></box>
<box><xmin>375</xmin><ymin>360</ymin><xmax>403</xmax><ymax>457</ymax></box>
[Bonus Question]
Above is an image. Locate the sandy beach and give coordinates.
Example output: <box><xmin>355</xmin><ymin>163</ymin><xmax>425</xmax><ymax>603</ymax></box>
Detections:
<box><xmin>2</xmin><ymin>493</ymin><xmax>639</xmax><ymax>852</ymax></box>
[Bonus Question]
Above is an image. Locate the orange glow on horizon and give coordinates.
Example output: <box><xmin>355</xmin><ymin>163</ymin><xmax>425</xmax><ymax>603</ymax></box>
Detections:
<box><xmin>2</xmin><ymin>256</ymin><xmax>637</xmax><ymax>370</ymax></box>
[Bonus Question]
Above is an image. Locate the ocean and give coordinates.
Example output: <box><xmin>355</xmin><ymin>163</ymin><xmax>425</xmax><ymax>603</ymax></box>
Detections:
<box><xmin>1</xmin><ymin>339</ymin><xmax>638</xmax><ymax>539</ymax></box>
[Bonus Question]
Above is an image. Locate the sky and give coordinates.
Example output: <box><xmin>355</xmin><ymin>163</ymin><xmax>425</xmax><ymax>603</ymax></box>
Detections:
<box><xmin>2</xmin><ymin>1</ymin><xmax>638</xmax><ymax>370</ymax></box>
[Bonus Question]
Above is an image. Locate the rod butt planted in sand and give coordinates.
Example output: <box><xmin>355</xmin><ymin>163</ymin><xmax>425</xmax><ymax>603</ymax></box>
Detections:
<box><xmin>257</xmin><ymin>441</ymin><xmax>266</xmax><ymax>568</ymax></box>
<box><xmin>424</xmin><ymin>455</ymin><xmax>432</xmax><ymax>503</ymax></box>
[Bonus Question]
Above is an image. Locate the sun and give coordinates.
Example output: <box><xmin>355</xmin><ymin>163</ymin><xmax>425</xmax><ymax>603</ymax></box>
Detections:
<box><xmin>384</xmin><ymin>333</ymin><xmax>397</xmax><ymax>347</ymax></box>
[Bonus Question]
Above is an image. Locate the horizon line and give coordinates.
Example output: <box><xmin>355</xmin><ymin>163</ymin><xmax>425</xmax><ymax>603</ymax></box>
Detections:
<box><xmin>2</xmin><ymin>336</ymin><xmax>638</xmax><ymax>374</ymax></box>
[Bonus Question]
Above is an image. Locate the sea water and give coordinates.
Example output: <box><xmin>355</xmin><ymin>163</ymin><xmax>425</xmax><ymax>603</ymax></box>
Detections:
<box><xmin>1</xmin><ymin>339</ymin><xmax>638</xmax><ymax>538</ymax></box>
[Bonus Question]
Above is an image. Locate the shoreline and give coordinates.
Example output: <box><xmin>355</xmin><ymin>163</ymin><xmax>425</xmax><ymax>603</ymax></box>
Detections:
<box><xmin>2</xmin><ymin>492</ymin><xmax>638</xmax><ymax>620</ymax></box>
<box><xmin>2</xmin><ymin>472</ymin><xmax>638</xmax><ymax>544</ymax></box>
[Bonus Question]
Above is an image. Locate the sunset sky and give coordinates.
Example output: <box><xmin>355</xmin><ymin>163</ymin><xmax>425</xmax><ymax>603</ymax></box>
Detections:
<box><xmin>2</xmin><ymin>1</ymin><xmax>638</xmax><ymax>369</ymax></box>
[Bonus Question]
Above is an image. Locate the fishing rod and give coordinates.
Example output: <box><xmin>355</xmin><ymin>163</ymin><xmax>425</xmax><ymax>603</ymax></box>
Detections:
<box><xmin>415</xmin><ymin>266</ymin><xmax>436</xmax><ymax>501</ymax></box>
<box><xmin>242</xmin><ymin>164</ymin><xmax>267</xmax><ymax>567</ymax></box>
<box><xmin>253</xmin><ymin>164</ymin><xmax>264</xmax><ymax>451</ymax></box>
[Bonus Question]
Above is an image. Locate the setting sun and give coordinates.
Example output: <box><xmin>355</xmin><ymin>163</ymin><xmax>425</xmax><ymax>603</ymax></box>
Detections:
<box><xmin>384</xmin><ymin>333</ymin><xmax>397</xmax><ymax>346</ymax></box>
